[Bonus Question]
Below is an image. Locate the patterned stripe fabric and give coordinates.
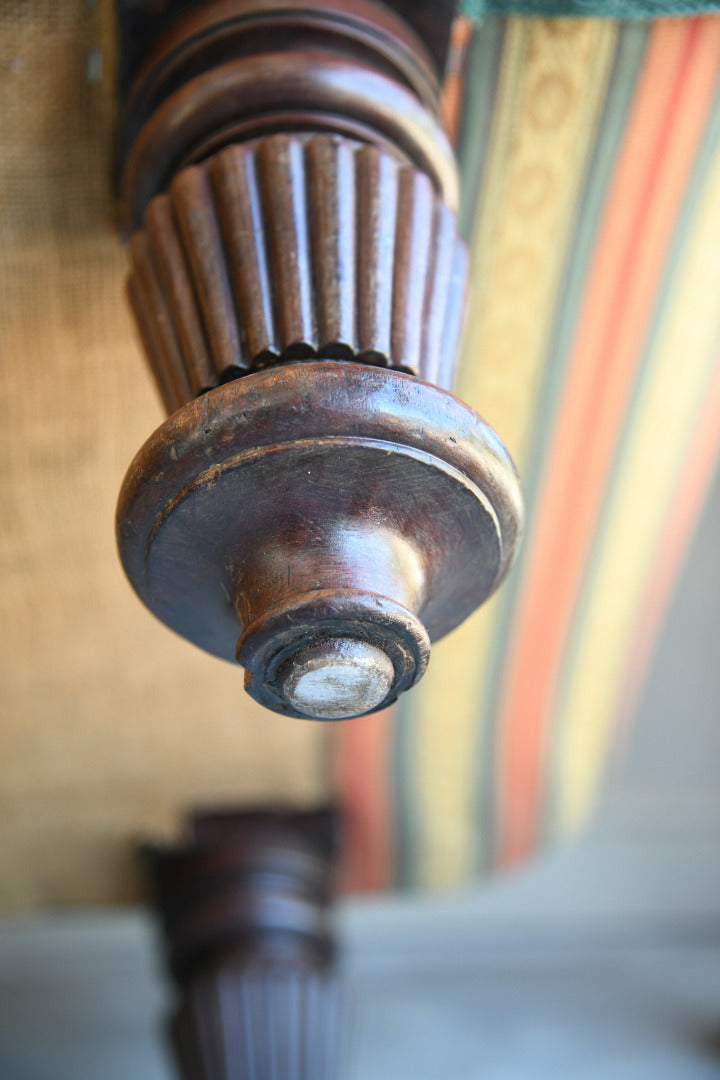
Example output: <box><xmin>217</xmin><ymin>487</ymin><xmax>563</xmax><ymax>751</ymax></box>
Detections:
<box><xmin>335</xmin><ymin>15</ymin><xmax>720</xmax><ymax>891</ymax></box>
<box><xmin>461</xmin><ymin>2</ymin><xmax>720</xmax><ymax>17</ymax></box>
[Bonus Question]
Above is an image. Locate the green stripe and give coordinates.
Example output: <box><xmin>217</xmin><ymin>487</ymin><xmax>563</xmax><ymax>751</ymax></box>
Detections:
<box><xmin>468</xmin><ymin>23</ymin><xmax>649</xmax><ymax>872</ymax></box>
<box><xmin>545</xmin><ymin>66</ymin><xmax>720</xmax><ymax>840</ymax></box>
<box><xmin>391</xmin><ymin>17</ymin><xmax>508</xmax><ymax>890</ymax></box>
<box><xmin>461</xmin><ymin>1</ymin><xmax>720</xmax><ymax>18</ymax></box>
<box><xmin>457</xmin><ymin>18</ymin><xmax>507</xmax><ymax>241</ymax></box>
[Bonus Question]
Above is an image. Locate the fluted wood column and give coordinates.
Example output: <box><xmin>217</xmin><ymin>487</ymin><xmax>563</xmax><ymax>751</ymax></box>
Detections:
<box><xmin>128</xmin><ymin>133</ymin><xmax>468</xmax><ymax>414</ymax></box>
<box><xmin>145</xmin><ymin>809</ymin><xmax>344</xmax><ymax>1080</ymax></box>
<box><xmin>116</xmin><ymin>0</ymin><xmax>523</xmax><ymax>721</ymax></box>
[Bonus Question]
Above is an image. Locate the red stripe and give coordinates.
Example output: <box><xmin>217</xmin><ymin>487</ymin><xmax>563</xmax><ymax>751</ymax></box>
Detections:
<box><xmin>333</xmin><ymin>708</ymin><xmax>394</xmax><ymax>892</ymax></box>
<box><xmin>495</xmin><ymin>21</ymin><xmax>717</xmax><ymax>865</ymax></box>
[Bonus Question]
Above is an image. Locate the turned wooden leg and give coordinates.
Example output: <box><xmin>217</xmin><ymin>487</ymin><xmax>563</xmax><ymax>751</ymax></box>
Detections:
<box><xmin>115</xmin><ymin>1</ymin><xmax>523</xmax><ymax>722</ymax></box>
<box><xmin>144</xmin><ymin>808</ymin><xmax>343</xmax><ymax>1080</ymax></box>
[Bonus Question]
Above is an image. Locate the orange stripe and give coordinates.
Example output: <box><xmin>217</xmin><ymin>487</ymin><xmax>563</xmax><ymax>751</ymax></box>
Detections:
<box><xmin>441</xmin><ymin>16</ymin><xmax>475</xmax><ymax>149</ymax></box>
<box><xmin>334</xmin><ymin>708</ymin><xmax>394</xmax><ymax>892</ymax></box>
<box><xmin>613</xmin><ymin>351</ymin><xmax>720</xmax><ymax>758</ymax></box>
<box><xmin>496</xmin><ymin>19</ymin><xmax>720</xmax><ymax>864</ymax></box>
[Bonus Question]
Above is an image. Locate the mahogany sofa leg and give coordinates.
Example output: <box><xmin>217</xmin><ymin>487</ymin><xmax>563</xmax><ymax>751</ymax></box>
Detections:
<box><xmin>114</xmin><ymin>0</ymin><xmax>523</xmax><ymax>722</ymax></box>
<box><xmin>144</xmin><ymin>808</ymin><xmax>344</xmax><ymax>1080</ymax></box>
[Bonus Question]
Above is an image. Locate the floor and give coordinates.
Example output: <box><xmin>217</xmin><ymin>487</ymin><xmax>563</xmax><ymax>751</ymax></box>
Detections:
<box><xmin>0</xmin><ymin>890</ymin><xmax>719</xmax><ymax>1080</ymax></box>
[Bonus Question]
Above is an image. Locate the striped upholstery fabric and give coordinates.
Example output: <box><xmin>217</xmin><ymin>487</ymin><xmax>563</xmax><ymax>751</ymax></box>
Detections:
<box><xmin>461</xmin><ymin>1</ymin><xmax>720</xmax><ymax>16</ymax></box>
<box><xmin>337</xmin><ymin>15</ymin><xmax>720</xmax><ymax>891</ymax></box>
<box><xmin>3</xmin><ymin>4</ymin><xmax>720</xmax><ymax>909</ymax></box>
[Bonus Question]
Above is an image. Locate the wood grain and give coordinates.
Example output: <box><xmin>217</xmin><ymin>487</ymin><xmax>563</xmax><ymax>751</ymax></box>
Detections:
<box><xmin>129</xmin><ymin>134</ymin><xmax>468</xmax><ymax>400</ymax></box>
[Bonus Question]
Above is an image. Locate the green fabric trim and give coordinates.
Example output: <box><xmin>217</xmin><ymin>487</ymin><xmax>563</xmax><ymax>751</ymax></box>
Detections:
<box><xmin>460</xmin><ymin>1</ymin><xmax>720</xmax><ymax>18</ymax></box>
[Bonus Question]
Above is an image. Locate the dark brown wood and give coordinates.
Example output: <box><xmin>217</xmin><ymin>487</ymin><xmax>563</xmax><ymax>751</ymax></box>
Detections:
<box><xmin>171</xmin><ymin>166</ymin><xmax>246</xmax><ymax>378</ymax></box>
<box><xmin>144</xmin><ymin>194</ymin><xmax>219</xmax><ymax>393</ymax></box>
<box><xmin>116</xmin><ymin>0</ymin><xmax>458</xmax><ymax>101</ymax></box>
<box><xmin>113</xmin><ymin>4</ymin><xmax>521</xmax><ymax>1073</ymax></box>
<box><xmin>117</xmin><ymin>362</ymin><xmax>523</xmax><ymax>719</ymax></box>
<box><xmin>118</xmin><ymin>0</ymin><xmax>442</xmax><ymax>133</ymax></box>
<box><xmin>307</xmin><ymin>137</ymin><xmax>357</xmax><ymax>358</ymax></box>
<box><xmin>128</xmin><ymin>133</ymin><xmax>468</xmax><ymax>406</ymax></box>
<box><xmin>118</xmin><ymin>0</ymin><xmax>456</xmax><ymax>230</ymax></box>
<box><xmin>121</xmin><ymin>51</ymin><xmax>457</xmax><ymax>228</ymax></box>
<box><xmin>145</xmin><ymin>807</ymin><xmax>343</xmax><ymax>1080</ymax></box>
<box><xmin>117</xmin><ymin>0</ymin><xmax>525</xmax><ymax>720</ymax></box>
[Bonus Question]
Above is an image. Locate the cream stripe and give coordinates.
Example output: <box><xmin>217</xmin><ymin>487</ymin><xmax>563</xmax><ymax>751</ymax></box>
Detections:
<box><xmin>413</xmin><ymin>17</ymin><xmax>618</xmax><ymax>888</ymax></box>
<box><xmin>556</xmin><ymin>134</ymin><xmax>720</xmax><ymax>835</ymax></box>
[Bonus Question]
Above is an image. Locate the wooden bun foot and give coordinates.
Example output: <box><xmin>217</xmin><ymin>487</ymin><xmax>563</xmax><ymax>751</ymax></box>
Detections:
<box><xmin>117</xmin><ymin>363</ymin><xmax>522</xmax><ymax>719</ymax></box>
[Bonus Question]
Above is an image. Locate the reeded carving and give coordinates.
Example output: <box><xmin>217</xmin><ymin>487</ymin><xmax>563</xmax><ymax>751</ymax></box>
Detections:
<box><xmin>117</xmin><ymin>0</ymin><xmax>524</xmax><ymax>728</ymax></box>
<box><xmin>128</xmin><ymin>133</ymin><xmax>468</xmax><ymax>413</ymax></box>
<box><xmin>174</xmin><ymin>969</ymin><xmax>344</xmax><ymax>1080</ymax></box>
<box><xmin>145</xmin><ymin>808</ymin><xmax>343</xmax><ymax>1080</ymax></box>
